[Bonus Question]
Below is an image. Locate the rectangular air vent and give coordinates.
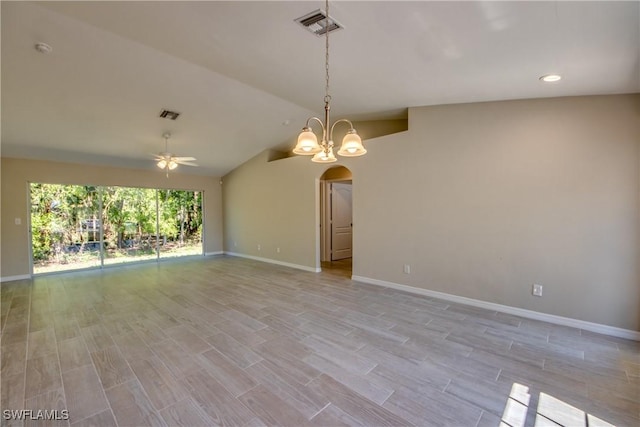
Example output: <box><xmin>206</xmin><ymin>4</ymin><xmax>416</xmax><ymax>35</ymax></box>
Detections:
<box><xmin>295</xmin><ymin>9</ymin><xmax>343</xmax><ymax>37</ymax></box>
<box><xmin>159</xmin><ymin>109</ymin><xmax>180</xmax><ymax>120</ymax></box>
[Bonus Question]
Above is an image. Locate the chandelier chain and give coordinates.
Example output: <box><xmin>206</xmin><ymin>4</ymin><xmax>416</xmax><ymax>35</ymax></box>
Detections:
<box><xmin>324</xmin><ymin>0</ymin><xmax>331</xmax><ymax>104</ymax></box>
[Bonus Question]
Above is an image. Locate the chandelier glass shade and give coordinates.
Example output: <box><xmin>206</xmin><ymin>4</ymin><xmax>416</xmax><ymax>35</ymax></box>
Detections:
<box><xmin>337</xmin><ymin>129</ymin><xmax>366</xmax><ymax>156</ymax></box>
<box><xmin>293</xmin><ymin>0</ymin><xmax>366</xmax><ymax>163</ymax></box>
<box><xmin>312</xmin><ymin>145</ymin><xmax>337</xmax><ymax>163</ymax></box>
<box><xmin>293</xmin><ymin>126</ymin><xmax>322</xmax><ymax>155</ymax></box>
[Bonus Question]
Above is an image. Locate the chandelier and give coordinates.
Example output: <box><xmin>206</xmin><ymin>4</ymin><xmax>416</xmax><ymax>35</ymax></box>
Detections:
<box><xmin>293</xmin><ymin>0</ymin><xmax>366</xmax><ymax>163</ymax></box>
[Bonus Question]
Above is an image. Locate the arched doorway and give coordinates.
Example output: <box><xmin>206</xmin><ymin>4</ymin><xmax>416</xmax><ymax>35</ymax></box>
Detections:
<box><xmin>319</xmin><ymin>166</ymin><xmax>353</xmax><ymax>278</ymax></box>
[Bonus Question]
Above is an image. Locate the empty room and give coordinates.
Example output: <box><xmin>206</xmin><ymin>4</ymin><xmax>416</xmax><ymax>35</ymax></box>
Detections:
<box><xmin>1</xmin><ymin>1</ymin><xmax>638</xmax><ymax>426</ymax></box>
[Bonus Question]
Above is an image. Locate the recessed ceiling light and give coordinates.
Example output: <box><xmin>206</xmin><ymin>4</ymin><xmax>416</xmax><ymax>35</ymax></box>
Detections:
<box><xmin>539</xmin><ymin>74</ymin><xmax>562</xmax><ymax>83</ymax></box>
<box><xmin>34</xmin><ymin>42</ymin><xmax>53</xmax><ymax>54</ymax></box>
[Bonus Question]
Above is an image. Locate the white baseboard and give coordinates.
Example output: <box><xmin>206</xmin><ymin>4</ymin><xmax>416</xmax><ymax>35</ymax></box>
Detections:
<box><xmin>225</xmin><ymin>252</ymin><xmax>320</xmax><ymax>273</ymax></box>
<box><xmin>205</xmin><ymin>251</ymin><xmax>224</xmax><ymax>257</ymax></box>
<box><xmin>0</xmin><ymin>274</ymin><xmax>32</xmax><ymax>283</ymax></box>
<box><xmin>352</xmin><ymin>275</ymin><xmax>640</xmax><ymax>342</ymax></box>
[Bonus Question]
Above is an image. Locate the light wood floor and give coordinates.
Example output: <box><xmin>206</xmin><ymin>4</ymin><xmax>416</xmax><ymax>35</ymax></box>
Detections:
<box><xmin>1</xmin><ymin>256</ymin><xmax>638</xmax><ymax>426</ymax></box>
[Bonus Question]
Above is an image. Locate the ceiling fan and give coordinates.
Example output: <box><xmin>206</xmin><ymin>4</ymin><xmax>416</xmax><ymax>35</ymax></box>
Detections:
<box><xmin>153</xmin><ymin>132</ymin><xmax>197</xmax><ymax>176</ymax></box>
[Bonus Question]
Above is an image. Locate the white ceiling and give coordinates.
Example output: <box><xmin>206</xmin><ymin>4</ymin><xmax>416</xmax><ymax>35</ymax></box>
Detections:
<box><xmin>2</xmin><ymin>1</ymin><xmax>638</xmax><ymax>176</ymax></box>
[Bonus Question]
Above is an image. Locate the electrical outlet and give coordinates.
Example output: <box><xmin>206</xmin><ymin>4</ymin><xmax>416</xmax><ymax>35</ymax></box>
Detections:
<box><xmin>532</xmin><ymin>284</ymin><xmax>543</xmax><ymax>297</ymax></box>
<box><xmin>257</xmin><ymin>244</ymin><xmax>261</xmax><ymax>251</ymax></box>
<box><xmin>403</xmin><ymin>264</ymin><xmax>411</xmax><ymax>274</ymax></box>
<box><xmin>15</xmin><ymin>218</ymin><xmax>21</xmax><ymax>225</ymax></box>
<box><xmin>276</xmin><ymin>247</ymin><xmax>280</xmax><ymax>253</ymax></box>
<box><xmin>234</xmin><ymin>241</ymin><xmax>237</xmax><ymax>247</ymax></box>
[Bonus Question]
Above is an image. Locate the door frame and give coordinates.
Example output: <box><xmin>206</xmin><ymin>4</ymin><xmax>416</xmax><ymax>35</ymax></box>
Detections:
<box><xmin>320</xmin><ymin>178</ymin><xmax>352</xmax><ymax>263</ymax></box>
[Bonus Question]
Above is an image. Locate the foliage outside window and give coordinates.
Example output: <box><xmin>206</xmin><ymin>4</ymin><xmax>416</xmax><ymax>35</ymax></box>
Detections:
<box><xmin>30</xmin><ymin>183</ymin><xmax>203</xmax><ymax>274</ymax></box>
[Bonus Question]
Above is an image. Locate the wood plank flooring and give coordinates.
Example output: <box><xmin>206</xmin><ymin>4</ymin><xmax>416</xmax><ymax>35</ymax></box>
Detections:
<box><xmin>1</xmin><ymin>256</ymin><xmax>638</xmax><ymax>426</ymax></box>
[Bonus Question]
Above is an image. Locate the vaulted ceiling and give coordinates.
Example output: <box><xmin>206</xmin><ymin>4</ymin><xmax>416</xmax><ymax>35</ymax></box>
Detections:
<box><xmin>2</xmin><ymin>1</ymin><xmax>638</xmax><ymax>176</ymax></box>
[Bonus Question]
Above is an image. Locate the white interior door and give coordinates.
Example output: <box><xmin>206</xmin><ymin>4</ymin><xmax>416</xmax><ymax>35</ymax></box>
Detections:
<box><xmin>331</xmin><ymin>182</ymin><xmax>352</xmax><ymax>260</ymax></box>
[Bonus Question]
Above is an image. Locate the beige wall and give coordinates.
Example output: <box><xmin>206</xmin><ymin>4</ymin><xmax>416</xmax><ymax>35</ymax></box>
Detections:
<box><xmin>1</xmin><ymin>158</ymin><xmax>223</xmax><ymax>278</ymax></box>
<box><xmin>223</xmin><ymin>94</ymin><xmax>640</xmax><ymax>331</ymax></box>
<box><xmin>222</xmin><ymin>151</ymin><xmax>322</xmax><ymax>268</ymax></box>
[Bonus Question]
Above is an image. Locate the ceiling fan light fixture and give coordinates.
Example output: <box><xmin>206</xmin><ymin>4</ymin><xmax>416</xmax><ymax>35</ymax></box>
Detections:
<box><xmin>153</xmin><ymin>133</ymin><xmax>197</xmax><ymax>176</ymax></box>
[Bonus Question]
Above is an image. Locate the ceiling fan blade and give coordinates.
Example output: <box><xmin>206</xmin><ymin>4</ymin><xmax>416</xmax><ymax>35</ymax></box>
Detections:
<box><xmin>176</xmin><ymin>161</ymin><xmax>198</xmax><ymax>167</ymax></box>
<box><xmin>173</xmin><ymin>156</ymin><xmax>196</xmax><ymax>162</ymax></box>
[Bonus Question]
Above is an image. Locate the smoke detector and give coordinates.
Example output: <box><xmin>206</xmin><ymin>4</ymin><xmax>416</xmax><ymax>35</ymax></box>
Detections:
<box><xmin>35</xmin><ymin>42</ymin><xmax>53</xmax><ymax>54</ymax></box>
<box><xmin>295</xmin><ymin>9</ymin><xmax>343</xmax><ymax>37</ymax></box>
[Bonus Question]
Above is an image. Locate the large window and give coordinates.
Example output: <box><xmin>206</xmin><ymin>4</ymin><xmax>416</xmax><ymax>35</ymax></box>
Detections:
<box><xmin>30</xmin><ymin>184</ymin><xmax>102</xmax><ymax>273</ymax></box>
<box><xmin>158</xmin><ymin>190</ymin><xmax>203</xmax><ymax>259</ymax></box>
<box><xmin>30</xmin><ymin>183</ymin><xmax>203</xmax><ymax>274</ymax></box>
<box><xmin>102</xmin><ymin>186</ymin><xmax>158</xmax><ymax>266</ymax></box>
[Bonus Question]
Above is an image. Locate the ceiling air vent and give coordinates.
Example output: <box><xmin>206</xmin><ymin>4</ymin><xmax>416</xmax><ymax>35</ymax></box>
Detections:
<box><xmin>159</xmin><ymin>109</ymin><xmax>180</xmax><ymax>120</ymax></box>
<box><xmin>295</xmin><ymin>9</ymin><xmax>343</xmax><ymax>37</ymax></box>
